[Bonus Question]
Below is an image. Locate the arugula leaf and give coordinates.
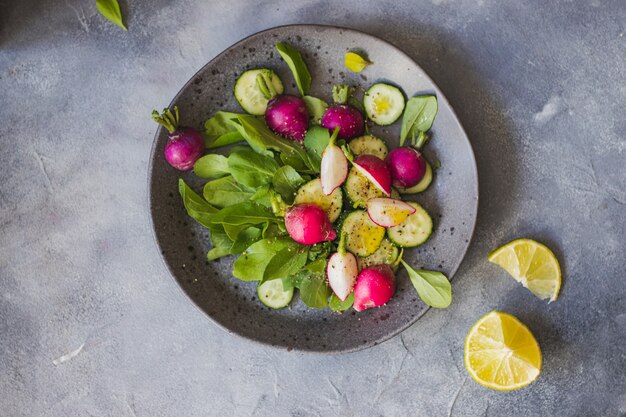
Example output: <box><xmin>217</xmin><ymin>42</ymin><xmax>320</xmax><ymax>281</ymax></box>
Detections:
<box><xmin>223</xmin><ymin>223</ymin><xmax>248</xmax><ymax>241</ymax></box>
<box><xmin>263</xmin><ymin>246</ymin><xmax>309</xmax><ymax>282</ymax></box>
<box><xmin>232</xmin><ymin>115</ymin><xmax>316</xmax><ymax>173</ymax></box>
<box><xmin>228</xmin><ymin>148</ymin><xmax>279</xmax><ymax>188</ymax></box>
<box><xmin>329</xmin><ymin>293</ymin><xmax>354</xmax><ymax>312</ymax></box>
<box><xmin>293</xmin><ymin>268</ymin><xmax>332</xmax><ymax>308</ymax></box>
<box><xmin>276</xmin><ymin>42</ymin><xmax>311</xmax><ymax>96</ymax></box>
<box><xmin>400</xmin><ymin>260</ymin><xmax>452</xmax><ymax>308</ymax></box>
<box><xmin>232</xmin><ymin>238</ymin><xmax>294</xmax><ymax>281</ymax></box>
<box><xmin>206</xmin><ymin>224</ymin><xmax>233</xmax><ymax>261</ymax></box>
<box><xmin>96</xmin><ymin>0</ymin><xmax>127</xmax><ymax>31</ymax></box>
<box><xmin>203</xmin><ymin>176</ymin><xmax>254</xmax><ymax>207</ymax></box>
<box><xmin>308</xmin><ymin>242</ymin><xmax>331</xmax><ymax>261</ymax></box>
<box><xmin>178</xmin><ymin>179</ymin><xmax>217</xmax><ymax>229</ymax></box>
<box><xmin>303</xmin><ymin>95</ymin><xmax>328</xmax><ymax>122</ymax></box>
<box><xmin>303</xmin><ymin>126</ymin><xmax>331</xmax><ymax>167</ymax></box>
<box><xmin>399</xmin><ymin>96</ymin><xmax>438</xmax><ymax>147</ymax></box>
<box><xmin>262</xmin><ymin>222</ymin><xmax>284</xmax><ymax>239</ymax></box>
<box><xmin>193</xmin><ymin>154</ymin><xmax>229</xmax><ymax>178</ymax></box>
<box><xmin>203</xmin><ymin>112</ymin><xmax>245</xmax><ymax>148</ymax></box>
<box><xmin>211</xmin><ymin>202</ymin><xmax>278</xmax><ymax>226</ymax></box>
<box><xmin>230</xmin><ymin>227</ymin><xmax>263</xmax><ymax>254</ymax></box>
<box><xmin>272</xmin><ymin>166</ymin><xmax>304</xmax><ymax>204</ymax></box>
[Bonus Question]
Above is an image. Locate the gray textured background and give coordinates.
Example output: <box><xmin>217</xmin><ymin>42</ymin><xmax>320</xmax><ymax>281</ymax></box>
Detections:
<box><xmin>1</xmin><ymin>0</ymin><xmax>625</xmax><ymax>416</ymax></box>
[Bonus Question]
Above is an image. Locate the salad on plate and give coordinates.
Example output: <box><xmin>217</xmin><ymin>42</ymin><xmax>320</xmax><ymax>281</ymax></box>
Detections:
<box><xmin>152</xmin><ymin>42</ymin><xmax>451</xmax><ymax>313</ymax></box>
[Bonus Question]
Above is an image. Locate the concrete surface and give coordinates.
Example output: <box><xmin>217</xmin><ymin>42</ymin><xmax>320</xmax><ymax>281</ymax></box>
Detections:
<box><xmin>0</xmin><ymin>0</ymin><xmax>624</xmax><ymax>416</ymax></box>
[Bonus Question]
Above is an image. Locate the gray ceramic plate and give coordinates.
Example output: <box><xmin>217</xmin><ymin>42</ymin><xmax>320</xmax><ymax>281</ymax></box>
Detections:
<box><xmin>149</xmin><ymin>24</ymin><xmax>478</xmax><ymax>353</ymax></box>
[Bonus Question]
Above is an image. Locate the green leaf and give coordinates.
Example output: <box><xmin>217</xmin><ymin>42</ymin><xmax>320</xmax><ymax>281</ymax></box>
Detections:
<box><xmin>203</xmin><ymin>112</ymin><xmax>245</xmax><ymax>148</ymax></box>
<box><xmin>193</xmin><ymin>154</ymin><xmax>229</xmax><ymax>178</ymax></box>
<box><xmin>263</xmin><ymin>246</ymin><xmax>309</xmax><ymax>282</ymax></box>
<box><xmin>227</xmin><ymin>148</ymin><xmax>279</xmax><ymax>188</ymax></box>
<box><xmin>230</xmin><ymin>227</ymin><xmax>263</xmax><ymax>254</ymax></box>
<box><xmin>223</xmin><ymin>223</ymin><xmax>248</xmax><ymax>241</ymax></box>
<box><xmin>332</xmin><ymin>85</ymin><xmax>353</xmax><ymax>104</ymax></box>
<box><xmin>96</xmin><ymin>0</ymin><xmax>127</xmax><ymax>31</ymax></box>
<box><xmin>211</xmin><ymin>202</ymin><xmax>278</xmax><ymax>226</ymax></box>
<box><xmin>207</xmin><ymin>246</ymin><xmax>231</xmax><ymax>261</ymax></box>
<box><xmin>303</xmin><ymin>95</ymin><xmax>328</xmax><ymax>122</ymax></box>
<box><xmin>400</xmin><ymin>260</ymin><xmax>452</xmax><ymax>308</ymax></box>
<box><xmin>205</xmin><ymin>224</ymin><xmax>233</xmax><ymax>261</ymax></box>
<box><xmin>232</xmin><ymin>238</ymin><xmax>294</xmax><ymax>281</ymax></box>
<box><xmin>329</xmin><ymin>293</ymin><xmax>354</xmax><ymax>312</ymax></box>
<box><xmin>272</xmin><ymin>166</ymin><xmax>304</xmax><ymax>204</ymax></box>
<box><xmin>303</xmin><ymin>126</ymin><xmax>331</xmax><ymax>166</ymax></box>
<box><xmin>202</xmin><ymin>176</ymin><xmax>254</xmax><ymax>208</ymax></box>
<box><xmin>276</xmin><ymin>42</ymin><xmax>311</xmax><ymax>96</ymax></box>
<box><xmin>308</xmin><ymin>242</ymin><xmax>331</xmax><ymax>261</ymax></box>
<box><xmin>233</xmin><ymin>114</ymin><xmax>317</xmax><ymax>173</ymax></box>
<box><xmin>293</xmin><ymin>268</ymin><xmax>332</xmax><ymax>309</ymax></box>
<box><xmin>399</xmin><ymin>96</ymin><xmax>438</xmax><ymax>147</ymax></box>
<box><xmin>178</xmin><ymin>179</ymin><xmax>217</xmax><ymax>229</ymax></box>
<box><xmin>262</xmin><ymin>222</ymin><xmax>284</xmax><ymax>239</ymax></box>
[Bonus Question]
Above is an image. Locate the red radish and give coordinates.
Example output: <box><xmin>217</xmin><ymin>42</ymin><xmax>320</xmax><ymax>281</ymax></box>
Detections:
<box><xmin>265</xmin><ymin>95</ymin><xmax>309</xmax><ymax>141</ymax></box>
<box><xmin>152</xmin><ymin>106</ymin><xmax>204</xmax><ymax>171</ymax></box>
<box><xmin>353</xmin><ymin>264</ymin><xmax>396</xmax><ymax>311</ymax></box>
<box><xmin>326</xmin><ymin>233</ymin><xmax>358</xmax><ymax>301</ymax></box>
<box><xmin>320</xmin><ymin>127</ymin><xmax>348</xmax><ymax>195</ymax></box>
<box><xmin>385</xmin><ymin>147</ymin><xmax>427</xmax><ymax>188</ymax></box>
<box><xmin>366</xmin><ymin>197</ymin><xmax>416</xmax><ymax>227</ymax></box>
<box><xmin>284</xmin><ymin>203</ymin><xmax>336</xmax><ymax>245</ymax></box>
<box><xmin>321</xmin><ymin>104</ymin><xmax>364</xmax><ymax>140</ymax></box>
<box><xmin>352</xmin><ymin>154</ymin><xmax>392</xmax><ymax>196</ymax></box>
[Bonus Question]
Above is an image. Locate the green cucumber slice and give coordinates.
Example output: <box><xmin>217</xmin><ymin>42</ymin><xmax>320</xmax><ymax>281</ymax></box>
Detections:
<box><xmin>344</xmin><ymin>167</ymin><xmax>384</xmax><ymax>208</ymax></box>
<box><xmin>398</xmin><ymin>162</ymin><xmax>433</xmax><ymax>194</ymax></box>
<box><xmin>363</xmin><ymin>83</ymin><xmax>405</xmax><ymax>126</ymax></box>
<box><xmin>341</xmin><ymin>210</ymin><xmax>385</xmax><ymax>257</ymax></box>
<box><xmin>348</xmin><ymin>135</ymin><xmax>389</xmax><ymax>159</ymax></box>
<box><xmin>234</xmin><ymin>69</ymin><xmax>284</xmax><ymax>115</ymax></box>
<box><xmin>294</xmin><ymin>179</ymin><xmax>343</xmax><ymax>222</ymax></box>
<box><xmin>387</xmin><ymin>202</ymin><xmax>433</xmax><ymax>247</ymax></box>
<box><xmin>257</xmin><ymin>279</ymin><xmax>293</xmax><ymax>309</ymax></box>
<box><xmin>357</xmin><ymin>239</ymin><xmax>400</xmax><ymax>271</ymax></box>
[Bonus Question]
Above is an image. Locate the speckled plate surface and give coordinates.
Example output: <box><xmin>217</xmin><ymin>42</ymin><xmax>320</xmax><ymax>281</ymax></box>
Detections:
<box><xmin>148</xmin><ymin>24</ymin><xmax>478</xmax><ymax>353</ymax></box>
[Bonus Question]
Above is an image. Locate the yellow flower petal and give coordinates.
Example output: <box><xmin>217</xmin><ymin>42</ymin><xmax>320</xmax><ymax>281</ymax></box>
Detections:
<box><xmin>345</xmin><ymin>52</ymin><xmax>372</xmax><ymax>73</ymax></box>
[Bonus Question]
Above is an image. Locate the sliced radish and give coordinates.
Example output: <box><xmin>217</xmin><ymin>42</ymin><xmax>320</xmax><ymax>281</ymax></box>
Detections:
<box><xmin>320</xmin><ymin>128</ymin><xmax>348</xmax><ymax>195</ymax></box>
<box><xmin>366</xmin><ymin>197</ymin><xmax>417</xmax><ymax>227</ymax></box>
<box><xmin>353</xmin><ymin>154</ymin><xmax>392</xmax><ymax>196</ymax></box>
<box><xmin>326</xmin><ymin>251</ymin><xmax>358</xmax><ymax>301</ymax></box>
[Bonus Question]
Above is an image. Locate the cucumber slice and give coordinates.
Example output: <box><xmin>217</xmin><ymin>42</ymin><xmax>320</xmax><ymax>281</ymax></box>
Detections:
<box><xmin>344</xmin><ymin>167</ymin><xmax>384</xmax><ymax>207</ymax></box>
<box><xmin>257</xmin><ymin>279</ymin><xmax>293</xmax><ymax>309</ymax></box>
<box><xmin>294</xmin><ymin>178</ymin><xmax>343</xmax><ymax>222</ymax></box>
<box><xmin>363</xmin><ymin>83</ymin><xmax>405</xmax><ymax>126</ymax></box>
<box><xmin>341</xmin><ymin>210</ymin><xmax>385</xmax><ymax>257</ymax></box>
<box><xmin>348</xmin><ymin>135</ymin><xmax>389</xmax><ymax>159</ymax></box>
<box><xmin>398</xmin><ymin>162</ymin><xmax>433</xmax><ymax>194</ymax></box>
<box><xmin>234</xmin><ymin>69</ymin><xmax>284</xmax><ymax>115</ymax></box>
<box><xmin>357</xmin><ymin>239</ymin><xmax>400</xmax><ymax>271</ymax></box>
<box><xmin>387</xmin><ymin>202</ymin><xmax>433</xmax><ymax>247</ymax></box>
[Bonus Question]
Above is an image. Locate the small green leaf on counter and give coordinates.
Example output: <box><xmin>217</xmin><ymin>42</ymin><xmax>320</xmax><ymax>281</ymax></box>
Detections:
<box><xmin>400</xmin><ymin>260</ymin><xmax>452</xmax><ymax>308</ymax></box>
<box><xmin>400</xmin><ymin>96</ymin><xmax>438</xmax><ymax>147</ymax></box>
<box><xmin>178</xmin><ymin>179</ymin><xmax>217</xmax><ymax>229</ymax></box>
<box><xmin>203</xmin><ymin>176</ymin><xmax>254</xmax><ymax>208</ymax></box>
<box><xmin>303</xmin><ymin>95</ymin><xmax>328</xmax><ymax>122</ymax></box>
<box><xmin>96</xmin><ymin>0</ymin><xmax>127</xmax><ymax>31</ymax></box>
<box><xmin>276</xmin><ymin>42</ymin><xmax>311</xmax><ymax>96</ymax></box>
<box><xmin>344</xmin><ymin>52</ymin><xmax>372</xmax><ymax>73</ymax></box>
<box><xmin>329</xmin><ymin>293</ymin><xmax>354</xmax><ymax>312</ymax></box>
<box><xmin>194</xmin><ymin>154</ymin><xmax>230</xmax><ymax>178</ymax></box>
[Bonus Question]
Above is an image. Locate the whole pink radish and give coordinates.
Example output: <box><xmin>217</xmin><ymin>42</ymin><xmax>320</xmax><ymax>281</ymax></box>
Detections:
<box><xmin>326</xmin><ymin>233</ymin><xmax>358</xmax><ymax>301</ymax></box>
<box><xmin>321</xmin><ymin>104</ymin><xmax>364</xmax><ymax>140</ymax></box>
<box><xmin>385</xmin><ymin>147</ymin><xmax>427</xmax><ymax>188</ymax></box>
<box><xmin>152</xmin><ymin>106</ymin><xmax>204</xmax><ymax>171</ymax></box>
<box><xmin>353</xmin><ymin>154</ymin><xmax>392</xmax><ymax>196</ymax></box>
<box><xmin>320</xmin><ymin>127</ymin><xmax>348</xmax><ymax>195</ymax></box>
<box><xmin>284</xmin><ymin>203</ymin><xmax>337</xmax><ymax>245</ymax></box>
<box><xmin>353</xmin><ymin>264</ymin><xmax>396</xmax><ymax>311</ymax></box>
<box><xmin>265</xmin><ymin>95</ymin><xmax>309</xmax><ymax>141</ymax></box>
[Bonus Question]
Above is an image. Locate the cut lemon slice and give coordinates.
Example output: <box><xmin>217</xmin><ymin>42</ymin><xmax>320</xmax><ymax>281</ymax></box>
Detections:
<box><xmin>488</xmin><ymin>238</ymin><xmax>561</xmax><ymax>302</ymax></box>
<box><xmin>464</xmin><ymin>311</ymin><xmax>542</xmax><ymax>391</ymax></box>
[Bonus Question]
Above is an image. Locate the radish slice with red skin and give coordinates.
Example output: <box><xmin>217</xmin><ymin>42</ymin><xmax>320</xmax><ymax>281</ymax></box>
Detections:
<box><xmin>366</xmin><ymin>197</ymin><xmax>416</xmax><ymax>228</ymax></box>
<box><xmin>320</xmin><ymin>127</ymin><xmax>348</xmax><ymax>195</ymax></box>
<box><xmin>327</xmin><ymin>251</ymin><xmax>358</xmax><ymax>301</ymax></box>
<box><xmin>352</xmin><ymin>154</ymin><xmax>392</xmax><ymax>196</ymax></box>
